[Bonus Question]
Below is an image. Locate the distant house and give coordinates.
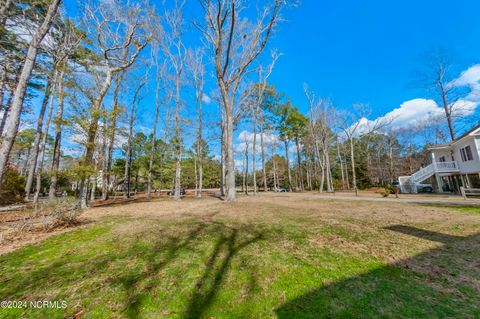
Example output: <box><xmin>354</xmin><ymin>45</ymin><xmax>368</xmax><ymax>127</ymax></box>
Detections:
<box><xmin>399</xmin><ymin>124</ymin><xmax>480</xmax><ymax>193</ymax></box>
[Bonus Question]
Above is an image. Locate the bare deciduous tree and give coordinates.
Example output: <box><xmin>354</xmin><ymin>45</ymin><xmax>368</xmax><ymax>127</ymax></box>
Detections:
<box><xmin>414</xmin><ymin>48</ymin><xmax>466</xmax><ymax>141</ymax></box>
<box><xmin>249</xmin><ymin>52</ymin><xmax>279</xmax><ymax>194</ymax></box>
<box><xmin>146</xmin><ymin>46</ymin><xmax>166</xmax><ymax>200</ymax></box>
<box><xmin>77</xmin><ymin>0</ymin><xmax>149</xmax><ymax>208</ymax></box>
<box><xmin>197</xmin><ymin>0</ymin><xmax>284</xmax><ymax>201</ymax></box>
<box><xmin>187</xmin><ymin>47</ymin><xmax>206</xmax><ymax>197</ymax></box>
<box><xmin>124</xmin><ymin>78</ymin><xmax>146</xmax><ymax>198</ymax></box>
<box><xmin>336</xmin><ymin>105</ymin><xmax>391</xmax><ymax>196</ymax></box>
<box><xmin>162</xmin><ymin>1</ymin><xmax>187</xmax><ymax>201</ymax></box>
<box><xmin>48</xmin><ymin>21</ymin><xmax>84</xmax><ymax>199</ymax></box>
<box><xmin>304</xmin><ymin>86</ymin><xmax>334</xmax><ymax>192</ymax></box>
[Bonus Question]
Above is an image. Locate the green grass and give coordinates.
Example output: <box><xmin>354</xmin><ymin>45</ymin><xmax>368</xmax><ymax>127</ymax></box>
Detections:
<box><xmin>0</xmin><ymin>201</ymin><xmax>479</xmax><ymax>318</ymax></box>
<box><xmin>450</xmin><ymin>206</ymin><xmax>480</xmax><ymax>214</ymax></box>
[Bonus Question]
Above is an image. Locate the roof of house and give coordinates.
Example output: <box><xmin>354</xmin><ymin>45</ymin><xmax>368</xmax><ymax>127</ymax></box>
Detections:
<box><xmin>427</xmin><ymin>124</ymin><xmax>480</xmax><ymax>151</ymax></box>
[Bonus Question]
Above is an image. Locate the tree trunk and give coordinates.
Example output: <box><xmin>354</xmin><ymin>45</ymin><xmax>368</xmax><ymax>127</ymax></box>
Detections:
<box><xmin>0</xmin><ymin>0</ymin><xmax>61</xmax><ymax>183</ymax></box>
<box><xmin>194</xmin><ymin>154</ymin><xmax>198</xmax><ymax>196</ymax></box>
<box><xmin>252</xmin><ymin>112</ymin><xmax>257</xmax><ymax>194</ymax></box>
<box><xmin>440</xmin><ymin>86</ymin><xmax>456</xmax><ymax>141</ymax></box>
<box><xmin>174</xmin><ymin>75</ymin><xmax>182</xmax><ymax>201</ymax></box>
<box><xmin>295</xmin><ymin>137</ymin><xmax>304</xmax><ymax>191</ymax></box>
<box><xmin>224</xmin><ymin>109</ymin><xmax>236</xmax><ymax>201</ymax></box>
<box><xmin>48</xmin><ymin>68</ymin><xmax>66</xmax><ymax>200</ymax></box>
<box><xmin>319</xmin><ymin>153</ymin><xmax>325</xmax><ymax>193</ymax></box>
<box><xmin>0</xmin><ymin>93</ymin><xmax>12</xmax><ymax>136</ymax></box>
<box><xmin>90</xmin><ymin>161</ymin><xmax>97</xmax><ymax>201</ymax></box>
<box><xmin>124</xmin><ymin>147</ymin><xmax>132</xmax><ymax>198</ymax></box>
<box><xmin>147</xmin><ymin>81</ymin><xmax>160</xmax><ymax>200</ymax></box>
<box><xmin>343</xmin><ymin>142</ymin><xmax>350</xmax><ymax>189</ymax></box>
<box><xmin>260</xmin><ymin>120</ymin><xmax>267</xmax><ymax>192</ymax></box>
<box><xmin>244</xmin><ymin>141</ymin><xmax>249</xmax><ymax>195</ymax></box>
<box><xmin>24</xmin><ymin>68</ymin><xmax>56</xmax><ymax>200</ymax></box>
<box><xmin>99</xmin><ymin>104</ymin><xmax>108</xmax><ymax>200</ymax></box>
<box><xmin>79</xmin><ymin>70</ymin><xmax>113</xmax><ymax>209</ymax></box>
<box><xmin>124</xmin><ymin>82</ymin><xmax>141</xmax><ymax>199</ymax></box>
<box><xmin>336</xmin><ymin>137</ymin><xmax>345</xmax><ymax>190</ymax></box>
<box><xmin>220</xmin><ymin>120</ymin><xmax>225</xmax><ymax>197</ymax></box>
<box><xmin>102</xmin><ymin>72</ymin><xmax>124</xmax><ymax>200</ymax></box>
<box><xmin>242</xmin><ymin>154</ymin><xmax>245</xmax><ymax>193</ymax></box>
<box><xmin>349</xmin><ymin>136</ymin><xmax>357</xmax><ymax>196</ymax></box>
<box><xmin>284</xmin><ymin>140</ymin><xmax>292</xmax><ymax>191</ymax></box>
<box><xmin>0</xmin><ymin>0</ymin><xmax>13</xmax><ymax>26</ymax></box>
<box><xmin>0</xmin><ymin>63</ymin><xmax>7</xmax><ymax>113</ymax></box>
<box><xmin>325</xmin><ymin>142</ymin><xmax>333</xmax><ymax>192</ymax></box>
<box><xmin>270</xmin><ymin>143</ymin><xmax>277</xmax><ymax>191</ymax></box>
<box><xmin>272</xmin><ymin>155</ymin><xmax>277</xmax><ymax>190</ymax></box>
<box><xmin>33</xmin><ymin>74</ymin><xmax>57</xmax><ymax>205</ymax></box>
<box><xmin>197</xmin><ymin>86</ymin><xmax>203</xmax><ymax>198</ymax></box>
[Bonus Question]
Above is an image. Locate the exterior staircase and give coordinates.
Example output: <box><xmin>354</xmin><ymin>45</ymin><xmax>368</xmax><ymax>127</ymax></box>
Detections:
<box><xmin>399</xmin><ymin>161</ymin><xmax>459</xmax><ymax>193</ymax></box>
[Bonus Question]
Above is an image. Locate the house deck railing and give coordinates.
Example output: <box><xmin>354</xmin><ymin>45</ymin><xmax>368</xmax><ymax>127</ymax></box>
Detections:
<box><xmin>433</xmin><ymin>161</ymin><xmax>459</xmax><ymax>172</ymax></box>
<box><xmin>410</xmin><ymin>161</ymin><xmax>459</xmax><ymax>184</ymax></box>
<box><xmin>400</xmin><ymin>161</ymin><xmax>460</xmax><ymax>194</ymax></box>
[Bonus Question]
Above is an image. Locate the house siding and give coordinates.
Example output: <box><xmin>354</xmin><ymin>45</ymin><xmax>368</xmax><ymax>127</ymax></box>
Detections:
<box><xmin>475</xmin><ymin>136</ymin><xmax>480</xmax><ymax>159</ymax></box>
<box><xmin>430</xmin><ymin>136</ymin><xmax>480</xmax><ymax>175</ymax></box>
<box><xmin>431</xmin><ymin>149</ymin><xmax>452</xmax><ymax>163</ymax></box>
<box><xmin>452</xmin><ymin>138</ymin><xmax>480</xmax><ymax>174</ymax></box>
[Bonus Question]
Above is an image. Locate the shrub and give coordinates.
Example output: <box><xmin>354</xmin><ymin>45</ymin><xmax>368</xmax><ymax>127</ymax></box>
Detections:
<box><xmin>380</xmin><ymin>184</ymin><xmax>395</xmax><ymax>198</ymax></box>
<box><xmin>0</xmin><ymin>166</ymin><xmax>25</xmax><ymax>205</ymax></box>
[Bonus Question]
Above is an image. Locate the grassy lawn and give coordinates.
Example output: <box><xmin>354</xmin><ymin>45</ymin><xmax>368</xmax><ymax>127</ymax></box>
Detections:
<box><xmin>446</xmin><ymin>206</ymin><xmax>480</xmax><ymax>214</ymax></box>
<box><xmin>0</xmin><ymin>195</ymin><xmax>479</xmax><ymax>318</ymax></box>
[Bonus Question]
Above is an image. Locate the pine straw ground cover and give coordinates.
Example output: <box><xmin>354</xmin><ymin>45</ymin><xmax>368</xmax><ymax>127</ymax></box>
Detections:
<box><xmin>0</xmin><ymin>193</ymin><xmax>479</xmax><ymax>318</ymax></box>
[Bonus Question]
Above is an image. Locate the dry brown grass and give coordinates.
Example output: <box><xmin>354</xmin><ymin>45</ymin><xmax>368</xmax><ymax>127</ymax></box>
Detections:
<box><xmin>2</xmin><ymin>193</ymin><xmax>479</xmax><ymax>263</ymax></box>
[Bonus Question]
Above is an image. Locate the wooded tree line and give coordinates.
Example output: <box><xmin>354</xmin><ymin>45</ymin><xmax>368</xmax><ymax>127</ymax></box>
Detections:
<box><xmin>0</xmin><ymin>0</ymin><xmax>475</xmax><ymax>206</ymax></box>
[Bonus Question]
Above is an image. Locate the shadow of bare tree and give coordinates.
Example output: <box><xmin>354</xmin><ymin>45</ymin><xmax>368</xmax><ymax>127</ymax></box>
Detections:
<box><xmin>182</xmin><ymin>223</ymin><xmax>264</xmax><ymax>319</ymax></box>
<box><xmin>276</xmin><ymin>225</ymin><xmax>480</xmax><ymax>318</ymax></box>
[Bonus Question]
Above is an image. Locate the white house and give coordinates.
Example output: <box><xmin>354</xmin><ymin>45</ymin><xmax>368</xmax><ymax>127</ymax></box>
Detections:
<box><xmin>399</xmin><ymin>124</ymin><xmax>480</xmax><ymax>193</ymax></box>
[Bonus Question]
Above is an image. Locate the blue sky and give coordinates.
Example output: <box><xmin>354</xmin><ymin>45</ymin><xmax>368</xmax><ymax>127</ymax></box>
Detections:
<box><xmin>54</xmin><ymin>0</ymin><xmax>480</xmax><ymax>157</ymax></box>
<box><xmin>267</xmin><ymin>0</ymin><xmax>480</xmax><ymax>118</ymax></box>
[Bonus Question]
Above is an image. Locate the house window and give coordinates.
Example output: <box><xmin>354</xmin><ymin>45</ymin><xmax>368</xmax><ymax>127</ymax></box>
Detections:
<box><xmin>439</xmin><ymin>156</ymin><xmax>446</xmax><ymax>162</ymax></box>
<box><xmin>460</xmin><ymin>146</ymin><xmax>474</xmax><ymax>162</ymax></box>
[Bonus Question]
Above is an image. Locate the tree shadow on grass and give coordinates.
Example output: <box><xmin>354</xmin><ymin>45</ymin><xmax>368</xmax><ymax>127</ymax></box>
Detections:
<box><xmin>100</xmin><ymin>214</ymin><xmax>265</xmax><ymax>318</ymax></box>
<box><xmin>0</xmin><ymin>213</ymin><xmax>223</xmax><ymax>318</ymax></box>
<box><xmin>117</xmin><ymin>221</ymin><xmax>208</xmax><ymax>318</ymax></box>
<box><xmin>276</xmin><ymin>226</ymin><xmax>480</xmax><ymax>318</ymax></box>
<box><xmin>118</xmin><ymin>219</ymin><xmax>265</xmax><ymax>318</ymax></box>
<box><xmin>182</xmin><ymin>222</ymin><xmax>264</xmax><ymax>319</ymax></box>
<box><xmin>0</xmin><ymin>208</ymin><xmax>269</xmax><ymax>318</ymax></box>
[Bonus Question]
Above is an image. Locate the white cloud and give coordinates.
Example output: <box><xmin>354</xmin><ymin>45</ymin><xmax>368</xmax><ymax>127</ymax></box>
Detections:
<box><xmin>348</xmin><ymin>99</ymin><xmax>445</xmax><ymax>136</ymax></box>
<box><xmin>382</xmin><ymin>98</ymin><xmax>443</xmax><ymax>130</ymax></box>
<box><xmin>449</xmin><ymin>64</ymin><xmax>480</xmax><ymax>116</ymax></box>
<box><xmin>237</xmin><ymin>130</ymin><xmax>278</xmax><ymax>144</ymax></box>
<box><xmin>235</xmin><ymin>130</ymin><xmax>279</xmax><ymax>153</ymax></box>
<box><xmin>351</xmin><ymin>65</ymin><xmax>480</xmax><ymax>134</ymax></box>
<box><xmin>451</xmin><ymin>64</ymin><xmax>480</xmax><ymax>87</ymax></box>
<box><xmin>234</xmin><ymin>159</ymin><xmax>244</xmax><ymax>170</ymax></box>
<box><xmin>202</xmin><ymin>94</ymin><xmax>212</xmax><ymax>105</ymax></box>
<box><xmin>62</xmin><ymin>147</ymin><xmax>83</xmax><ymax>157</ymax></box>
<box><xmin>138</xmin><ymin>125</ymin><xmax>152</xmax><ymax>135</ymax></box>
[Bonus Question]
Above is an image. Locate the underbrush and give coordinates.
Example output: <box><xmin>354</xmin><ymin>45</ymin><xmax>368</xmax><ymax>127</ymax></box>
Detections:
<box><xmin>37</xmin><ymin>197</ymin><xmax>83</xmax><ymax>230</ymax></box>
<box><xmin>0</xmin><ymin>198</ymin><xmax>83</xmax><ymax>248</ymax></box>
